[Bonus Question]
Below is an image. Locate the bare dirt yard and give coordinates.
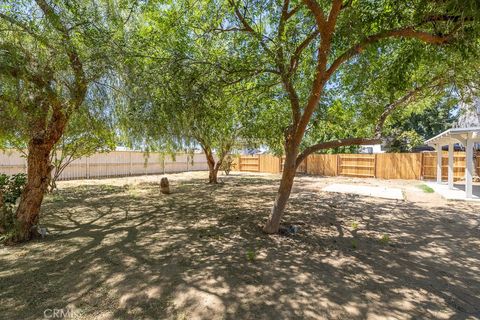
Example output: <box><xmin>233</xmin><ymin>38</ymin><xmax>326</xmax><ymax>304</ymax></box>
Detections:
<box><xmin>1</xmin><ymin>172</ymin><xmax>479</xmax><ymax>320</ymax></box>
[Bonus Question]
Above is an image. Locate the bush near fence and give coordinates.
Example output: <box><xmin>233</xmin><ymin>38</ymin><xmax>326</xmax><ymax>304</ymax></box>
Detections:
<box><xmin>235</xmin><ymin>152</ymin><xmax>480</xmax><ymax>181</ymax></box>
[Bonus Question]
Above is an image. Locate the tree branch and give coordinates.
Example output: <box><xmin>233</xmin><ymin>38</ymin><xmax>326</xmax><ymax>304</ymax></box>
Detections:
<box><xmin>282</xmin><ymin>77</ymin><xmax>302</xmax><ymax>123</ymax></box>
<box><xmin>296</xmin><ymin>75</ymin><xmax>447</xmax><ymax>167</ymax></box>
<box><xmin>296</xmin><ymin>137</ymin><xmax>380</xmax><ymax>167</ymax></box>
<box><xmin>0</xmin><ymin>13</ymin><xmax>49</xmax><ymax>45</ymax></box>
<box><xmin>341</xmin><ymin>0</ymin><xmax>353</xmax><ymax>10</ymax></box>
<box><xmin>276</xmin><ymin>0</ymin><xmax>306</xmax><ymax>123</ymax></box>
<box><xmin>227</xmin><ymin>0</ymin><xmax>275</xmax><ymax>59</ymax></box>
<box><xmin>302</xmin><ymin>0</ymin><xmax>326</xmax><ymax>30</ymax></box>
<box><xmin>277</xmin><ymin>0</ymin><xmax>290</xmax><ymax>72</ymax></box>
<box><xmin>326</xmin><ymin>25</ymin><xmax>461</xmax><ymax>80</ymax></box>
<box><xmin>286</xmin><ymin>4</ymin><xmax>302</xmax><ymax>19</ymax></box>
<box><xmin>35</xmin><ymin>0</ymin><xmax>87</xmax><ymax>109</ymax></box>
<box><xmin>374</xmin><ymin>76</ymin><xmax>445</xmax><ymax>137</ymax></box>
<box><xmin>289</xmin><ymin>29</ymin><xmax>319</xmax><ymax>74</ymax></box>
<box><xmin>293</xmin><ymin>0</ymin><xmax>342</xmax><ymax>144</ymax></box>
<box><xmin>212</xmin><ymin>26</ymin><xmax>248</xmax><ymax>32</ymax></box>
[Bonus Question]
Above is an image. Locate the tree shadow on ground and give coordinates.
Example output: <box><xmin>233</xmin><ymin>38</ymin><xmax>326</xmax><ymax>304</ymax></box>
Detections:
<box><xmin>0</xmin><ymin>174</ymin><xmax>479</xmax><ymax>319</ymax></box>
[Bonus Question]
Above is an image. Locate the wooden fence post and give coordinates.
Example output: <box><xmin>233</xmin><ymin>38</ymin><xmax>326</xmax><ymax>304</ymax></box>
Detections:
<box><xmin>336</xmin><ymin>155</ymin><xmax>340</xmax><ymax>176</ymax></box>
<box><xmin>374</xmin><ymin>154</ymin><xmax>378</xmax><ymax>178</ymax></box>
<box><xmin>86</xmin><ymin>157</ymin><xmax>90</xmax><ymax>179</ymax></box>
<box><xmin>420</xmin><ymin>152</ymin><xmax>424</xmax><ymax>180</ymax></box>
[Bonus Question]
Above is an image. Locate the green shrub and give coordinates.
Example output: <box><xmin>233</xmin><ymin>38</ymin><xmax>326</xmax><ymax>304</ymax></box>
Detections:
<box><xmin>246</xmin><ymin>248</ymin><xmax>256</xmax><ymax>262</ymax></box>
<box><xmin>351</xmin><ymin>239</ymin><xmax>358</xmax><ymax>249</ymax></box>
<box><xmin>0</xmin><ymin>173</ymin><xmax>27</xmax><ymax>240</ymax></box>
<box><xmin>351</xmin><ymin>221</ymin><xmax>359</xmax><ymax>230</ymax></box>
<box><xmin>379</xmin><ymin>234</ymin><xmax>390</xmax><ymax>245</ymax></box>
<box><xmin>0</xmin><ymin>173</ymin><xmax>26</xmax><ymax>203</ymax></box>
<box><xmin>417</xmin><ymin>184</ymin><xmax>434</xmax><ymax>193</ymax></box>
<box><xmin>220</xmin><ymin>155</ymin><xmax>236</xmax><ymax>176</ymax></box>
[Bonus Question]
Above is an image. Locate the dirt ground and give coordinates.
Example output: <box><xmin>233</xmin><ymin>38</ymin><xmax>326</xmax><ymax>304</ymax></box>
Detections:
<box><xmin>1</xmin><ymin>172</ymin><xmax>479</xmax><ymax>320</ymax></box>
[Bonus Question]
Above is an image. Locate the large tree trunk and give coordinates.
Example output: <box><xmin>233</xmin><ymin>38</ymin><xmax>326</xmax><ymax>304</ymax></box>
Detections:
<box><xmin>206</xmin><ymin>151</ymin><xmax>224</xmax><ymax>184</ymax></box>
<box><xmin>209</xmin><ymin>167</ymin><xmax>220</xmax><ymax>184</ymax></box>
<box><xmin>14</xmin><ymin>106</ymin><xmax>68</xmax><ymax>243</ymax></box>
<box><xmin>208</xmin><ymin>165</ymin><xmax>219</xmax><ymax>184</ymax></box>
<box><xmin>205</xmin><ymin>150</ymin><xmax>218</xmax><ymax>184</ymax></box>
<box><xmin>15</xmin><ymin>139</ymin><xmax>54</xmax><ymax>242</ymax></box>
<box><xmin>263</xmin><ymin>143</ymin><xmax>298</xmax><ymax>233</ymax></box>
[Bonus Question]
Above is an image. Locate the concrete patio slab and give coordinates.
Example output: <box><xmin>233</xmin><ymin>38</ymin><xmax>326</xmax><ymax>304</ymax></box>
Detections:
<box><xmin>322</xmin><ymin>183</ymin><xmax>404</xmax><ymax>200</ymax></box>
<box><xmin>425</xmin><ymin>181</ymin><xmax>480</xmax><ymax>202</ymax></box>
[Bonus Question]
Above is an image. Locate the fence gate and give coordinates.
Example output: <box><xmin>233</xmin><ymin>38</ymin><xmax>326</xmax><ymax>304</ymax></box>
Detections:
<box><xmin>238</xmin><ymin>155</ymin><xmax>260</xmax><ymax>172</ymax></box>
<box><xmin>338</xmin><ymin>154</ymin><xmax>376</xmax><ymax>178</ymax></box>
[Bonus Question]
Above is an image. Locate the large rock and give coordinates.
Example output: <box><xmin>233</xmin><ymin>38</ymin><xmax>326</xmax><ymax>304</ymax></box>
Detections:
<box><xmin>160</xmin><ymin>177</ymin><xmax>170</xmax><ymax>194</ymax></box>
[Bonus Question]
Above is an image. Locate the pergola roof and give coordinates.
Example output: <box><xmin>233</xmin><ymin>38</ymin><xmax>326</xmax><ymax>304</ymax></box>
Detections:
<box><xmin>425</xmin><ymin>127</ymin><xmax>479</xmax><ymax>200</ymax></box>
<box><xmin>425</xmin><ymin>127</ymin><xmax>480</xmax><ymax>146</ymax></box>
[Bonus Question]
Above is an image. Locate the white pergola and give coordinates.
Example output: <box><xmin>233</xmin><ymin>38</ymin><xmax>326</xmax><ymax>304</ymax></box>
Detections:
<box><xmin>425</xmin><ymin>127</ymin><xmax>480</xmax><ymax>198</ymax></box>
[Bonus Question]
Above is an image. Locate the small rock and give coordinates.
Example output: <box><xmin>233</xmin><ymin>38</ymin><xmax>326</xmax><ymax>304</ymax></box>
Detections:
<box><xmin>288</xmin><ymin>225</ymin><xmax>300</xmax><ymax>234</ymax></box>
<box><xmin>38</xmin><ymin>227</ymin><xmax>48</xmax><ymax>238</ymax></box>
<box><xmin>279</xmin><ymin>225</ymin><xmax>300</xmax><ymax>236</ymax></box>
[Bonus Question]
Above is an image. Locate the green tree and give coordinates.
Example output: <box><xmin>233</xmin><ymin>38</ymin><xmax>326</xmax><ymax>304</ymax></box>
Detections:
<box><xmin>0</xmin><ymin>0</ymin><xmax>129</xmax><ymax>242</ymax></box>
<box><xmin>119</xmin><ymin>2</ymin><xmax>248</xmax><ymax>184</ymax></box>
<box><xmin>218</xmin><ymin>0</ymin><xmax>480</xmax><ymax>233</ymax></box>
<box><xmin>334</xmin><ymin>37</ymin><xmax>480</xmax><ymax>152</ymax></box>
<box><xmin>384</xmin><ymin>101</ymin><xmax>458</xmax><ymax>152</ymax></box>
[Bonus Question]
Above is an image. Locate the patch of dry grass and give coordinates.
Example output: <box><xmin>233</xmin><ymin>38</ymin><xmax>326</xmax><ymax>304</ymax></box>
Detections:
<box><xmin>0</xmin><ymin>172</ymin><xmax>479</xmax><ymax>319</ymax></box>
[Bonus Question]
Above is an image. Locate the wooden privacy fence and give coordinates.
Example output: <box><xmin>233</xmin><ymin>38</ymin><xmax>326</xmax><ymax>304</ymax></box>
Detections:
<box><xmin>421</xmin><ymin>152</ymin><xmax>468</xmax><ymax>181</ymax></box>
<box><xmin>236</xmin><ymin>155</ymin><xmax>306</xmax><ymax>174</ymax></box>
<box><xmin>338</xmin><ymin>154</ymin><xmax>376</xmax><ymax>178</ymax></box>
<box><xmin>0</xmin><ymin>150</ymin><xmax>210</xmax><ymax>180</ymax></box>
<box><xmin>376</xmin><ymin>153</ymin><xmax>424</xmax><ymax>180</ymax></box>
<box><xmin>237</xmin><ymin>155</ymin><xmax>261</xmax><ymax>172</ymax></box>
<box><xmin>2</xmin><ymin>149</ymin><xmax>479</xmax><ymax>182</ymax></box>
<box><xmin>235</xmin><ymin>152</ymin><xmax>480</xmax><ymax>181</ymax></box>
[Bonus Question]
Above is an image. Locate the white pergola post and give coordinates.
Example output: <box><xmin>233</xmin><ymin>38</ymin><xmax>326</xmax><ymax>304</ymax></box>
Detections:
<box><xmin>448</xmin><ymin>142</ymin><xmax>454</xmax><ymax>189</ymax></box>
<box><xmin>465</xmin><ymin>138</ymin><xmax>474</xmax><ymax>198</ymax></box>
<box><xmin>436</xmin><ymin>144</ymin><xmax>443</xmax><ymax>183</ymax></box>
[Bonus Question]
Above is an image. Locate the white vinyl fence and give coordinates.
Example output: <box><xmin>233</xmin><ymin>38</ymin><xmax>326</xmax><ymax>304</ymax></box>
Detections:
<box><xmin>0</xmin><ymin>150</ymin><xmax>210</xmax><ymax>180</ymax></box>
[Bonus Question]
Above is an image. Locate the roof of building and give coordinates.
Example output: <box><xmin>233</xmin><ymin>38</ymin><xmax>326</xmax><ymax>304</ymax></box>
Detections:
<box><xmin>425</xmin><ymin>127</ymin><xmax>480</xmax><ymax>146</ymax></box>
